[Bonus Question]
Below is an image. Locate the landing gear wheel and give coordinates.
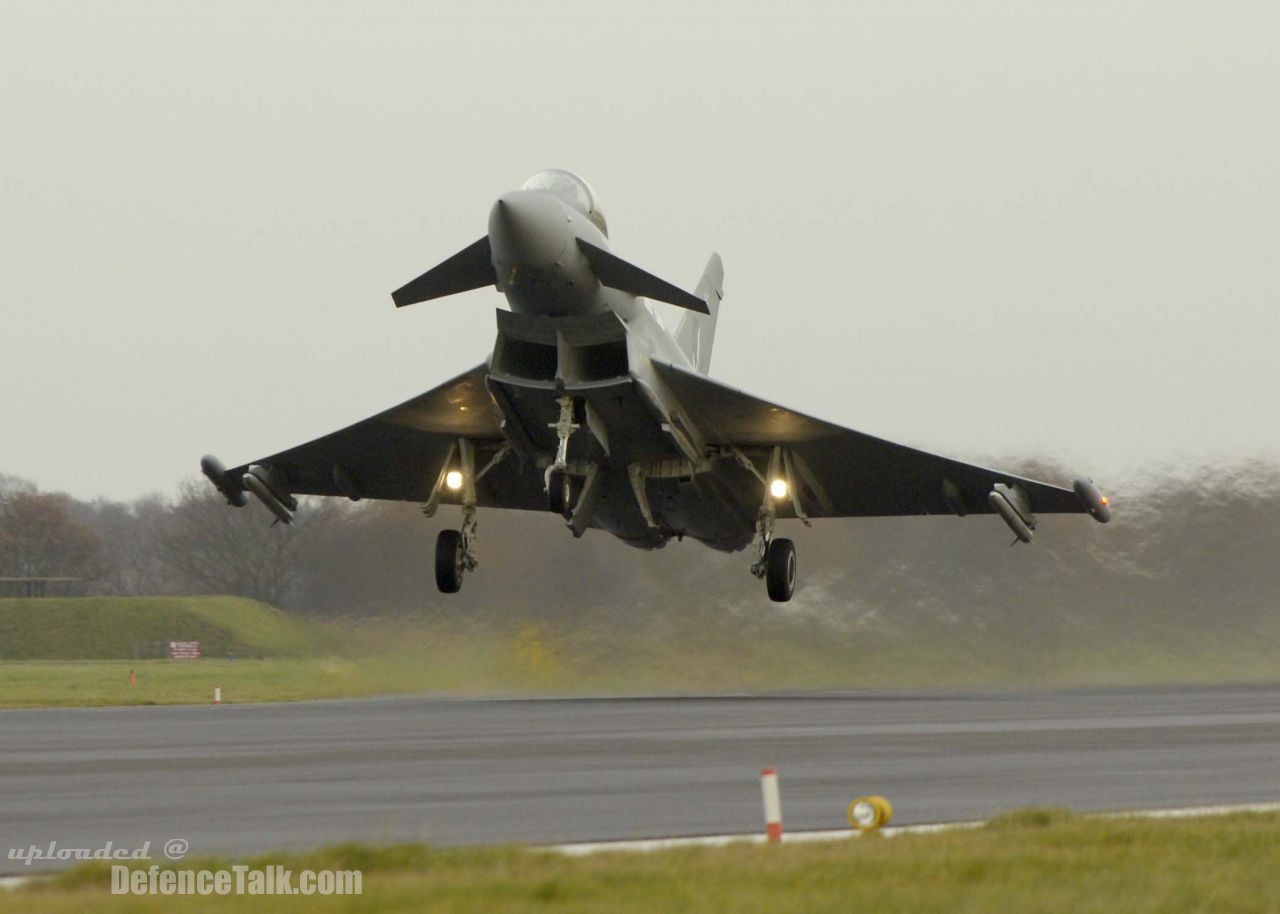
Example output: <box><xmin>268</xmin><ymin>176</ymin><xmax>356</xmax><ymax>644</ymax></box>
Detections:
<box><xmin>435</xmin><ymin>529</ymin><xmax>463</xmax><ymax>594</ymax></box>
<box><xmin>765</xmin><ymin>537</ymin><xmax>796</xmax><ymax>602</ymax></box>
<box><xmin>547</xmin><ymin>472</ymin><xmax>572</xmax><ymax>519</ymax></box>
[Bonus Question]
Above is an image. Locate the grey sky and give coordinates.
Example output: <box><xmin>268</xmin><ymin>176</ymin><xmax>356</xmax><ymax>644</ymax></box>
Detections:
<box><xmin>2</xmin><ymin>1</ymin><xmax>1277</xmax><ymax>502</ymax></box>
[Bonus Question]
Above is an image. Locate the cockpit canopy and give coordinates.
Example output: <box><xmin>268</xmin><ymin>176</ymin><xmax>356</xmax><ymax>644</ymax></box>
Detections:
<box><xmin>520</xmin><ymin>169</ymin><xmax>608</xmax><ymax>237</ymax></box>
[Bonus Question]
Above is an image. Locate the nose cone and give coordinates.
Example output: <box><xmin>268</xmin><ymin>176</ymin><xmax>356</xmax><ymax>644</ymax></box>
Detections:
<box><xmin>488</xmin><ymin>190</ymin><xmax>569</xmax><ymax>268</ymax></box>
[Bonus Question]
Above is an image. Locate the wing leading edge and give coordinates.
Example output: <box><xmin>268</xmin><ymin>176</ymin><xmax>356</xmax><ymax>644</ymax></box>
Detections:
<box><xmin>652</xmin><ymin>360</ymin><xmax>1085</xmax><ymax>519</ymax></box>
<box><xmin>218</xmin><ymin>363</ymin><xmax>544</xmax><ymax>511</ymax></box>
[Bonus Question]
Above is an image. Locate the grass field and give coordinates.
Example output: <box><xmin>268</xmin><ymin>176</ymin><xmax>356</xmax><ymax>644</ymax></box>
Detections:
<box><xmin>0</xmin><ymin>597</ymin><xmax>321</xmax><ymax>660</ymax></box>
<box><xmin>4</xmin><ymin>596</ymin><xmax>1280</xmax><ymax>708</ymax></box>
<box><xmin>0</xmin><ymin>640</ymin><xmax>564</xmax><ymax>708</ymax></box>
<box><xmin>7</xmin><ymin>809</ymin><xmax>1280</xmax><ymax>912</ymax></box>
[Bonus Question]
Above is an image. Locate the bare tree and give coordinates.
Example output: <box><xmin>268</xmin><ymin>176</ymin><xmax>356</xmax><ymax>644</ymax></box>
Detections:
<box><xmin>152</xmin><ymin>479</ymin><xmax>323</xmax><ymax>605</ymax></box>
<box><xmin>0</xmin><ymin>490</ymin><xmax>102</xmax><ymax>579</ymax></box>
<box><xmin>77</xmin><ymin>495</ymin><xmax>174</xmax><ymax>595</ymax></box>
<box><xmin>0</xmin><ymin>473</ymin><xmax>36</xmax><ymax>498</ymax></box>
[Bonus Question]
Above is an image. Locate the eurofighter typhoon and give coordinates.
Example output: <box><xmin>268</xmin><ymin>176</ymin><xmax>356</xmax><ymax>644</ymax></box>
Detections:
<box><xmin>202</xmin><ymin>170</ymin><xmax>1111</xmax><ymax>601</ymax></box>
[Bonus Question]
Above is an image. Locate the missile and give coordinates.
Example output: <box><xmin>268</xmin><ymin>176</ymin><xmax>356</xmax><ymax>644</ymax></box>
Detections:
<box><xmin>1073</xmin><ymin>477</ymin><xmax>1112</xmax><ymax>523</ymax></box>
<box><xmin>241</xmin><ymin>464</ymin><xmax>297</xmax><ymax>525</ymax></box>
<box><xmin>988</xmin><ymin>482</ymin><xmax>1035</xmax><ymax>544</ymax></box>
<box><xmin>200</xmin><ymin>455</ymin><xmax>248</xmax><ymax>508</ymax></box>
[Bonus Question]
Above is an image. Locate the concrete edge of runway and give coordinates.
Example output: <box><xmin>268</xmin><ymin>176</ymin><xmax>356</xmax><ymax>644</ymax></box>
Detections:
<box><xmin>547</xmin><ymin>800</ymin><xmax>1280</xmax><ymax>856</ymax></box>
<box><xmin>8</xmin><ymin>680</ymin><xmax>1280</xmax><ymax>718</ymax></box>
<box><xmin>3</xmin><ymin>801</ymin><xmax>1277</xmax><ymax>889</ymax></box>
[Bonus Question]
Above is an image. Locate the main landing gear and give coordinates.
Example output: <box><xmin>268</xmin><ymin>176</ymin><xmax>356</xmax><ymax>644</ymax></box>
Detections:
<box><xmin>435</xmin><ymin>503</ymin><xmax>478</xmax><ymax>594</ymax></box>
<box><xmin>750</xmin><ymin>506</ymin><xmax>797</xmax><ymax>603</ymax></box>
<box><xmin>743</xmin><ymin>445</ymin><xmax>806</xmax><ymax>603</ymax></box>
<box><xmin>425</xmin><ymin>438</ymin><xmax>492</xmax><ymax>594</ymax></box>
<box><xmin>764</xmin><ymin>537</ymin><xmax>797</xmax><ymax>602</ymax></box>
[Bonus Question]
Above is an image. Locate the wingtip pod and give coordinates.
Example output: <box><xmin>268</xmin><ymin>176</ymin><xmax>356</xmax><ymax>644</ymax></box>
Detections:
<box><xmin>200</xmin><ymin>455</ymin><xmax>248</xmax><ymax>508</ymax></box>
<box><xmin>1073</xmin><ymin>478</ymin><xmax>1112</xmax><ymax>523</ymax></box>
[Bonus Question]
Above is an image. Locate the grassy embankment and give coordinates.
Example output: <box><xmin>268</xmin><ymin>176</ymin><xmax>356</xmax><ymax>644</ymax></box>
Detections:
<box><xmin>3</xmin><ymin>595</ymin><xmax>1280</xmax><ymax>708</ymax></box>
<box><xmin>7</xmin><ymin>809</ymin><xmax>1280</xmax><ymax>913</ymax></box>
<box><xmin>0</xmin><ymin>597</ymin><xmax>553</xmax><ymax>707</ymax></box>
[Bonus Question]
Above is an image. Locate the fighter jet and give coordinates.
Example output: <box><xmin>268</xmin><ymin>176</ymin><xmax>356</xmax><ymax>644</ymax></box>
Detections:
<box><xmin>202</xmin><ymin>169</ymin><xmax>1111</xmax><ymax>602</ymax></box>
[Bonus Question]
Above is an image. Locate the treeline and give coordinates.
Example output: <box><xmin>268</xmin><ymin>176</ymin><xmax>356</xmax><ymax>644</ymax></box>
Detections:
<box><xmin>2</xmin><ymin>462</ymin><xmax>1279</xmax><ymax>651</ymax></box>
<box><xmin>0</xmin><ymin>473</ymin><xmax>307</xmax><ymax>605</ymax></box>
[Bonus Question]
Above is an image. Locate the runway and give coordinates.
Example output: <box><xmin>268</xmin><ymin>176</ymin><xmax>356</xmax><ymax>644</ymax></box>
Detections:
<box><xmin>3</xmin><ymin>685</ymin><xmax>1280</xmax><ymax>872</ymax></box>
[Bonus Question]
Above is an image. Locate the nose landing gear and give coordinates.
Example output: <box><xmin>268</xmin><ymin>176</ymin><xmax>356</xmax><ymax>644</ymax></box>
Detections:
<box><xmin>544</xmin><ymin>395</ymin><xmax>579</xmax><ymax>518</ymax></box>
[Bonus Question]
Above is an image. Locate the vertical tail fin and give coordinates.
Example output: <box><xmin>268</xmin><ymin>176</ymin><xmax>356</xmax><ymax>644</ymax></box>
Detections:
<box><xmin>674</xmin><ymin>253</ymin><xmax>723</xmax><ymax>374</ymax></box>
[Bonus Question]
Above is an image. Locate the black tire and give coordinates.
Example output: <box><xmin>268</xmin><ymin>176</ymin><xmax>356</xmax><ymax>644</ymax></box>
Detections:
<box><xmin>547</xmin><ymin>473</ymin><xmax>572</xmax><ymax>519</ymax></box>
<box><xmin>765</xmin><ymin>538</ymin><xmax>797</xmax><ymax>602</ymax></box>
<box><xmin>435</xmin><ymin>529</ymin><xmax>463</xmax><ymax>594</ymax></box>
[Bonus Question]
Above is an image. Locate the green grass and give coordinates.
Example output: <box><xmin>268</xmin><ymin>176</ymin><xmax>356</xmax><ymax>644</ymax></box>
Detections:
<box><xmin>9</xmin><ymin>809</ymin><xmax>1280</xmax><ymax>912</ymax></box>
<box><xmin>3</xmin><ymin>596</ymin><xmax>1280</xmax><ymax>709</ymax></box>
<box><xmin>0</xmin><ymin>619</ymin><xmax>612</xmax><ymax>707</ymax></box>
<box><xmin>0</xmin><ymin>659</ymin><xmax>359</xmax><ymax>707</ymax></box>
<box><xmin>0</xmin><ymin>597</ymin><xmax>321</xmax><ymax>660</ymax></box>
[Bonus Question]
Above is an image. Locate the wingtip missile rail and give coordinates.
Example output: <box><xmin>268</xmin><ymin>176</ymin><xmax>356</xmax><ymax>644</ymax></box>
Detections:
<box><xmin>1073</xmin><ymin>477</ymin><xmax>1112</xmax><ymax>523</ymax></box>
<box><xmin>200</xmin><ymin>455</ymin><xmax>248</xmax><ymax>508</ymax></box>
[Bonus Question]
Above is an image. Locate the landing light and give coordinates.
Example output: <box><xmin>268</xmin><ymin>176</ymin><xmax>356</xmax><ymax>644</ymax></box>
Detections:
<box><xmin>445</xmin><ymin>471</ymin><xmax>464</xmax><ymax>491</ymax></box>
<box><xmin>769</xmin><ymin>479</ymin><xmax>789</xmax><ymax>500</ymax></box>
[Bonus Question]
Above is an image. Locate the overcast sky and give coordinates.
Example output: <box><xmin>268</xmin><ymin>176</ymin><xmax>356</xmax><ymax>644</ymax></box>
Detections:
<box><xmin>2</xmin><ymin>1</ymin><xmax>1277</xmax><ymax>502</ymax></box>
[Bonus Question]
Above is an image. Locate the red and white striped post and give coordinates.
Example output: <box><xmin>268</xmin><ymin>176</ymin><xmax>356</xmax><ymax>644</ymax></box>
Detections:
<box><xmin>761</xmin><ymin>768</ymin><xmax>783</xmax><ymax>843</ymax></box>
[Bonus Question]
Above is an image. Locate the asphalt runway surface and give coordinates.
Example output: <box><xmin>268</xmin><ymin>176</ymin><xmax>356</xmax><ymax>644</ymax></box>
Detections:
<box><xmin>4</xmin><ymin>685</ymin><xmax>1280</xmax><ymax>872</ymax></box>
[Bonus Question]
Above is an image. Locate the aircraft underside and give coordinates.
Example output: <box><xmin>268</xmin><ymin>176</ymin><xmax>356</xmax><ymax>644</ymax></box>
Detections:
<box><xmin>484</xmin><ymin>309</ymin><xmax>758</xmax><ymax>553</ymax></box>
<box><xmin>484</xmin><ymin>372</ymin><xmax>759</xmax><ymax>553</ymax></box>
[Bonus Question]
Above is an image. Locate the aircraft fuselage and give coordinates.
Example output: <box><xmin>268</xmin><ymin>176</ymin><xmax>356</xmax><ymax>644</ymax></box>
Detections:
<box><xmin>481</xmin><ymin>179</ymin><xmax>750</xmax><ymax>550</ymax></box>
